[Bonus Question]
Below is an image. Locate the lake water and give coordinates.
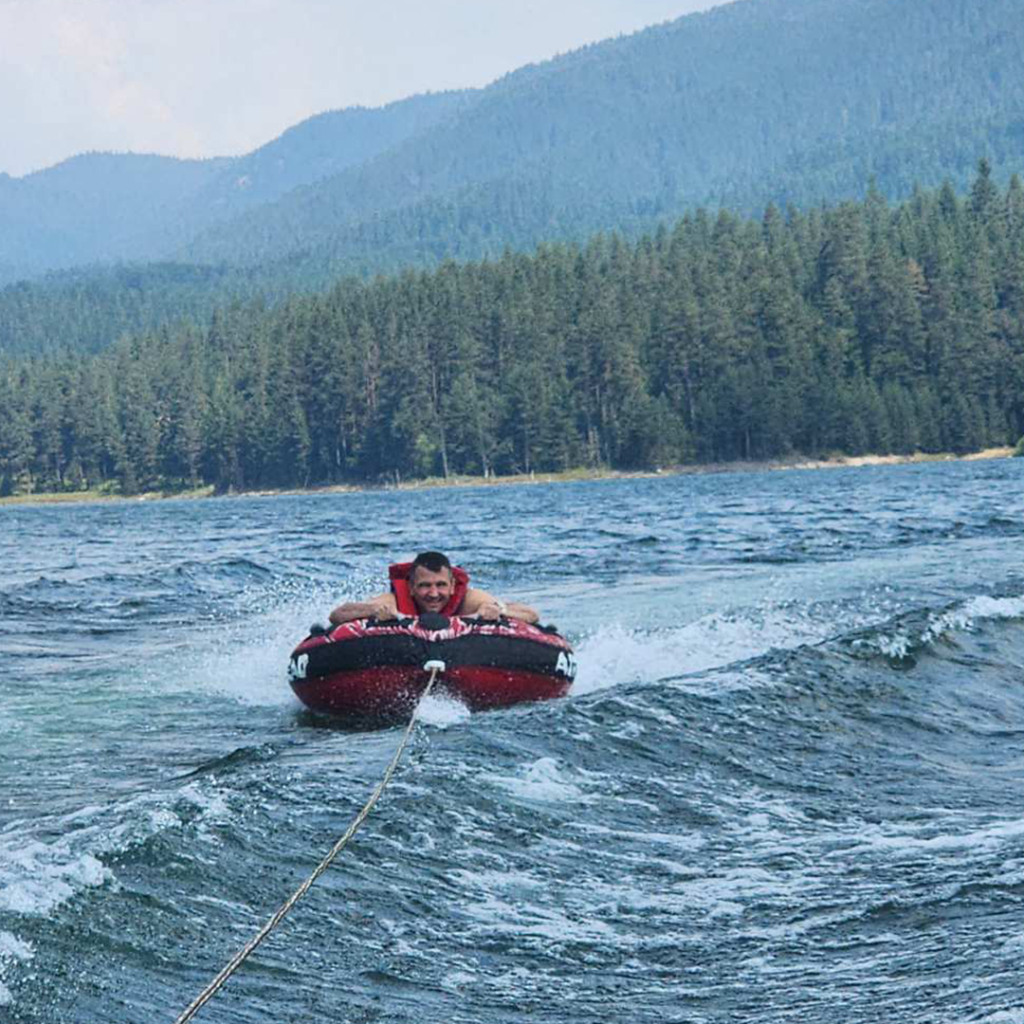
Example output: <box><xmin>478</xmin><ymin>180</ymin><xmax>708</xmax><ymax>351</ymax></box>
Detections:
<box><xmin>2</xmin><ymin>460</ymin><xmax>1024</xmax><ymax>1023</ymax></box>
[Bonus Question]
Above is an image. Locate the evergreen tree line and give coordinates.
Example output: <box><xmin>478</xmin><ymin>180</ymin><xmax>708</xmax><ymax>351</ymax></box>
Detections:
<box><xmin>0</xmin><ymin>262</ymin><xmax>265</xmax><ymax>358</ymax></box>
<box><xmin>2</xmin><ymin>164</ymin><xmax>1023</xmax><ymax>496</ymax></box>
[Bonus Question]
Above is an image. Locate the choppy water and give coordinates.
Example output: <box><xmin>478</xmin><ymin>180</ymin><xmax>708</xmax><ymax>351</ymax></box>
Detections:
<box><xmin>2</xmin><ymin>460</ymin><xmax>1024</xmax><ymax>1024</ymax></box>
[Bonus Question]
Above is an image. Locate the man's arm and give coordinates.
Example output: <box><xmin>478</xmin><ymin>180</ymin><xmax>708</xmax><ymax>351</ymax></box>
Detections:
<box><xmin>328</xmin><ymin>593</ymin><xmax>398</xmax><ymax>625</ymax></box>
<box><xmin>503</xmin><ymin>601</ymin><xmax>540</xmax><ymax>624</ymax></box>
<box><xmin>460</xmin><ymin>587</ymin><xmax>539</xmax><ymax>624</ymax></box>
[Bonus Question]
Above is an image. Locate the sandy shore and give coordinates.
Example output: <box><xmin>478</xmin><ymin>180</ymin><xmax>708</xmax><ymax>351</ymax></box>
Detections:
<box><xmin>741</xmin><ymin>446</ymin><xmax>1015</xmax><ymax>473</ymax></box>
<box><xmin>0</xmin><ymin>448</ymin><xmax>1016</xmax><ymax>508</ymax></box>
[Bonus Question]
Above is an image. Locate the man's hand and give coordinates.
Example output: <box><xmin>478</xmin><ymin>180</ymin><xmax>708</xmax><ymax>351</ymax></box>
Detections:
<box><xmin>372</xmin><ymin>603</ymin><xmax>397</xmax><ymax>622</ymax></box>
<box><xmin>474</xmin><ymin>600</ymin><xmax>507</xmax><ymax>621</ymax></box>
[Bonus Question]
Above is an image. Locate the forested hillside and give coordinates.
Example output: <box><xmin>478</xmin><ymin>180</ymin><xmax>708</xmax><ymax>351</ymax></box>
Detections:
<box><xmin>0</xmin><ymin>177</ymin><xmax>639</xmax><ymax>358</ymax></box>
<box><xmin>5</xmin><ymin>0</ymin><xmax>1024</xmax><ymax>356</ymax></box>
<box><xmin>0</xmin><ymin>264</ymin><xmax>267</xmax><ymax>358</ymax></box>
<box><xmin>0</xmin><ymin>91</ymin><xmax>471</xmax><ymax>285</ymax></box>
<box><xmin>179</xmin><ymin>0</ymin><xmax>1024</xmax><ymax>268</ymax></box>
<box><xmin>2</xmin><ymin>167</ymin><xmax>1021</xmax><ymax>497</ymax></box>
<box><xmin>0</xmin><ymin>155</ymin><xmax>228</xmax><ymax>283</ymax></box>
<box><xmin>5</xmin><ymin>0</ymin><xmax>1024</xmax><ymax>351</ymax></box>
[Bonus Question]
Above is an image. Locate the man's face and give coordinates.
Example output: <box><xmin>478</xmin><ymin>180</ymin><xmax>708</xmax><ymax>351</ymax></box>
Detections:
<box><xmin>410</xmin><ymin>565</ymin><xmax>453</xmax><ymax>613</ymax></box>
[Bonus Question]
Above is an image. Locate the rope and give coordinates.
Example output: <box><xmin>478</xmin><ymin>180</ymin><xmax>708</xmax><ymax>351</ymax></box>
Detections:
<box><xmin>171</xmin><ymin>662</ymin><xmax>444</xmax><ymax>1024</ymax></box>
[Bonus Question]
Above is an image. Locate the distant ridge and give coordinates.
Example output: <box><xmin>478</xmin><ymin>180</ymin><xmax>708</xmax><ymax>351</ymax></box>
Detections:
<box><xmin>0</xmin><ymin>90</ymin><xmax>473</xmax><ymax>283</ymax></box>
<box><xmin>177</xmin><ymin>0</ymin><xmax>1024</xmax><ymax>270</ymax></box>
<box><xmin>5</xmin><ymin>0</ymin><xmax>1024</xmax><ymax>352</ymax></box>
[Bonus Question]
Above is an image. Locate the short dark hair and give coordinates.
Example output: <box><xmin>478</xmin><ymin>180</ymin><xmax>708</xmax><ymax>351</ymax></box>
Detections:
<box><xmin>411</xmin><ymin>551</ymin><xmax>452</xmax><ymax>575</ymax></box>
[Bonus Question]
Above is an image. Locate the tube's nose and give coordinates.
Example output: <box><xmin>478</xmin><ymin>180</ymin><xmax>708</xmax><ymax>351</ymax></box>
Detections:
<box><xmin>416</xmin><ymin>612</ymin><xmax>451</xmax><ymax>630</ymax></box>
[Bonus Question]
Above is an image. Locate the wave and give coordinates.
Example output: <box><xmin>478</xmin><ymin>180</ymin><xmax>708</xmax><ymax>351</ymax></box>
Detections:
<box><xmin>178</xmin><ymin>744</ymin><xmax>282</xmax><ymax>779</ymax></box>
<box><xmin>0</xmin><ymin>782</ymin><xmax>231</xmax><ymax>919</ymax></box>
<box><xmin>841</xmin><ymin>593</ymin><xmax>1024</xmax><ymax>666</ymax></box>
<box><xmin>0</xmin><ymin>557</ymin><xmax>289</xmax><ymax>621</ymax></box>
<box><xmin>0</xmin><ymin>932</ymin><xmax>33</xmax><ymax>1009</ymax></box>
<box><xmin>5</xmin><ymin>588</ymin><xmax>1024</xmax><ymax>1021</ymax></box>
<box><xmin>0</xmin><ymin>770</ymin><xmax>246</xmax><ymax>1009</ymax></box>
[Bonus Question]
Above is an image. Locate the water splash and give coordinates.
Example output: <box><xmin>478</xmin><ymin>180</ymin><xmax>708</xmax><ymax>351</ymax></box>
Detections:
<box><xmin>418</xmin><ymin>692</ymin><xmax>472</xmax><ymax>728</ymax></box>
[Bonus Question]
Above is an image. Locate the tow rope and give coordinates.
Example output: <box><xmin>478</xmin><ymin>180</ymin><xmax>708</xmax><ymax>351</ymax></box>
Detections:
<box><xmin>171</xmin><ymin>659</ymin><xmax>446</xmax><ymax>1024</ymax></box>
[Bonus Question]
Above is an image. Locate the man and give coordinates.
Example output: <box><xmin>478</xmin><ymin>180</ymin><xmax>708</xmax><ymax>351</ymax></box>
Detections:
<box><xmin>328</xmin><ymin>550</ymin><xmax>539</xmax><ymax>625</ymax></box>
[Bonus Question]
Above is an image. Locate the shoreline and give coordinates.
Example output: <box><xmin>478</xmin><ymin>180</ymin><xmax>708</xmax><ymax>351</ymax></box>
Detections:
<box><xmin>0</xmin><ymin>447</ymin><xmax>1015</xmax><ymax>508</ymax></box>
<box><xmin>733</xmin><ymin>446</ymin><xmax>1016</xmax><ymax>474</ymax></box>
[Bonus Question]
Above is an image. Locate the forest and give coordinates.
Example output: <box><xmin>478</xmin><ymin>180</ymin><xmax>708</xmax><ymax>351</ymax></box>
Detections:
<box><xmin>1</xmin><ymin>165</ymin><xmax>1023</xmax><ymax>497</ymax></box>
<box><xmin>4</xmin><ymin>0</ymin><xmax>1024</xmax><ymax>318</ymax></box>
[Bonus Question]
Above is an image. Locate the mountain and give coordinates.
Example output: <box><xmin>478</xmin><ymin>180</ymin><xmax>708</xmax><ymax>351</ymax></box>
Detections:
<box><xmin>0</xmin><ymin>155</ymin><xmax>227</xmax><ymax>281</ymax></box>
<box><xmin>159</xmin><ymin>89</ymin><xmax>475</xmax><ymax>254</ymax></box>
<box><xmin>5</xmin><ymin>0</ymin><xmax>1024</xmax><ymax>355</ymax></box>
<box><xmin>179</xmin><ymin>0</ymin><xmax>1024</xmax><ymax>268</ymax></box>
<box><xmin>0</xmin><ymin>90</ymin><xmax>472</xmax><ymax>284</ymax></box>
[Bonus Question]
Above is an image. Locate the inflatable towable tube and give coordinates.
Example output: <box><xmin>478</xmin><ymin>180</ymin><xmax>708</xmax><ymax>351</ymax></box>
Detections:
<box><xmin>288</xmin><ymin>614</ymin><xmax>576</xmax><ymax>720</ymax></box>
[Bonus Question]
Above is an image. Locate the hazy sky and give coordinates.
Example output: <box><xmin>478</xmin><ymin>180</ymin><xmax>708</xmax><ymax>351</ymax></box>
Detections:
<box><xmin>0</xmin><ymin>0</ymin><xmax>727</xmax><ymax>178</ymax></box>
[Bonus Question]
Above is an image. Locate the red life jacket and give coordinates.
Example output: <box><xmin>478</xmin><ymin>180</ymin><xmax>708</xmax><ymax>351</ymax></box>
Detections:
<box><xmin>389</xmin><ymin>562</ymin><xmax>470</xmax><ymax>616</ymax></box>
